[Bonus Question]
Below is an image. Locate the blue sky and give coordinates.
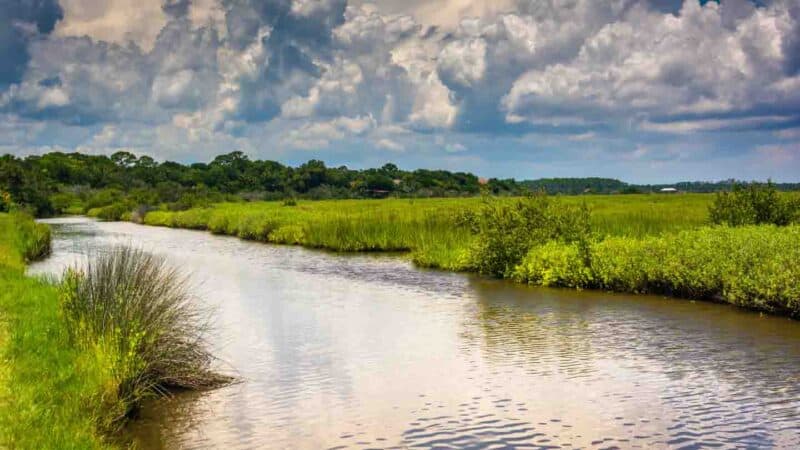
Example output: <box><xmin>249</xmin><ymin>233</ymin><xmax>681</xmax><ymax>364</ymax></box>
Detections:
<box><xmin>1</xmin><ymin>0</ymin><xmax>799</xmax><ymax>183</ymax></box>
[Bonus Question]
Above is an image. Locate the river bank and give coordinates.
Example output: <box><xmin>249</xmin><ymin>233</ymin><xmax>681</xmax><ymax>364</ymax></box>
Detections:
<box><xmin>0</xmin><ymin>212</ymin><xmax>111</xmax><ymax>448</ymax></box>
<box><xmin>0</xmin><ymin>213</ymin><xmax>228</xmax><ymax>448</ymax></box>
<box><xmin>128</xmin><ymin>196</ymin><xmax>800</xmax><ymax>318</ymax></box>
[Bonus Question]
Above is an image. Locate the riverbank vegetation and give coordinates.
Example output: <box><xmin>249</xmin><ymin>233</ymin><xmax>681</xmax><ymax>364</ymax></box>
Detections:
<box><xmin>0</xmin><ymin>213</ymin><xmax>229</xmax><ymax>448</ymax></box>
<box><xmin>132</xmin><ymin>184</ymin><xmax>800</xmax><ymax>317</ymax></box>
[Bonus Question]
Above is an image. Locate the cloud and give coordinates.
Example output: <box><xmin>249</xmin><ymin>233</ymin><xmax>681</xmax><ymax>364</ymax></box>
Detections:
<box><xmin>376</xmin><ymin>138</ymin><xmax>404</xmax><ymax>151</ymax></box>
<box><xmin>0</xmin><ymin>0</ymin><xmax>63</xmax><ymax>87</ymax></box>
<box><xmin>54</xmin><ymin>0</ymin><xmax>168</xmax><ymax>51</ymax></box>
<box><xmin>1</xmin><ymin>0</ymin><xmax>800</xmax><ymax>183</ymax></box>
<box><xmin>502</xmin><ymin>1</ymin><xmax>800</xmax><ymax>132</ymax></box>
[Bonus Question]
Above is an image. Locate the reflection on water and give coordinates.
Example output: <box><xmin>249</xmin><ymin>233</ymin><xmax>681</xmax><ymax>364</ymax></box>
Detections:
<box><xmin>31</xmin><ymin>218</ymin><xmax>800</xmax><ymax>449</ymax></box>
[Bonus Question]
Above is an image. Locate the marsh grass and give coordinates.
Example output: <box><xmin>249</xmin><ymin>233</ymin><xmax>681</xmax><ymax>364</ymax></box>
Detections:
<box><xmin>137</xmin><ymin>194</ymin><xmax>800</xmax><ymax>317</ymax></box>
<box><xmin>61</xmin><ymin>246</ymin><xmax>232</xmax><ymax>426</ymax></box>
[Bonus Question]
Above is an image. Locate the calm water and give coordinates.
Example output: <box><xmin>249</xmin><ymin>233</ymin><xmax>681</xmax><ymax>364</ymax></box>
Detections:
<box><xmin>30</xmin><ymin>217</ymin><xmax>800</xmax><ymax>449</ymax></box>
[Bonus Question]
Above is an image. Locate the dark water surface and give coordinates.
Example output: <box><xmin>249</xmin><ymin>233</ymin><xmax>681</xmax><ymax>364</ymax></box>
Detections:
<box><xmin>30</xmin><ymin>217</ymin><xmax>800</xmax><ymax>449</ymax></box>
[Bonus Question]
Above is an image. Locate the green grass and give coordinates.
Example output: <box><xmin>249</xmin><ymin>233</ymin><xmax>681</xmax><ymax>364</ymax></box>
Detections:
<box><xmin>0</xmin><ymin>213</ymin><xmax>229</xmax><ymax>449</ymax></box>
<box><xmin>135</xmin><ymin>193</ymin><xmax>800</xmax><ymax>317</ymax></box>
<box><xmin>141</xmin><ymin>194</ymin><xmax>712</xmax><ymax>270</ymax></box>
<box><xmin>0</xmin><ymin>213</ymin><xmax>112</xmax><ymax>448</ymax></box>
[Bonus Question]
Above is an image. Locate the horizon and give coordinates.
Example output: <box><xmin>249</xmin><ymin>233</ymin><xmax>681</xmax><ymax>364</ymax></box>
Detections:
<box><xmin>2</xmin><ymin>0</ymin><xmax>800</xmax><ymax>183</ymax></box>
<box><xmin>7</xmin><ymin>149</ymin><xmax>800</xmax><ymax>186</ymax></box>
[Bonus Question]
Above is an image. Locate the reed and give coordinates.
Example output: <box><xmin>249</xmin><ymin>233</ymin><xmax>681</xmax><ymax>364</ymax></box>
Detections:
<box><xmin>61</xmin><ymin>246</ymin><xmax>232</xmax><ymax>427</ymax></box>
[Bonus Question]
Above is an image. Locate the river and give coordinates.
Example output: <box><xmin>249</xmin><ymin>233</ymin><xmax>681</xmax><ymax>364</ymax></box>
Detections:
<box><xmin>29</xmin><ymin>217</ymin><xmax>800</xmax><ymax>449</ymax></box>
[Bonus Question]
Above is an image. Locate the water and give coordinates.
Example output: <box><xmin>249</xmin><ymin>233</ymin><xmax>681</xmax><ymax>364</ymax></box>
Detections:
<box><xmin>30</xmin><ymin>217</ymin><xmax>800</xmax><ymax>449</ymax></box>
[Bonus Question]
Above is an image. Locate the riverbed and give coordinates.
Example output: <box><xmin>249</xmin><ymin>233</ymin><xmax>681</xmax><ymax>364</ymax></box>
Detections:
<box><xmin>30</xmin><ymin>217</ymin><xmax>800</xmax><ymax>449</ymax></box>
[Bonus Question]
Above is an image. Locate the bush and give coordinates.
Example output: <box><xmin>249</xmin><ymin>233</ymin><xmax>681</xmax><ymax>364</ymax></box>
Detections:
<box><xmin>60</xmin><ymin>247</ymin><xmax>231</xmax><ymax>428</ymax></box>
<box><xmin>513</xmin><ymin>241</ymin><xmax>593</xmax><ymax>288</ymax></box>
<box><xmin>94</xmin><ymin>202</ymin><xmax>133</xmax><ymax>221</ymax></box>
<box><xmin>1</xmin><ymin>190</ymin><xmax>14</xmax><ymax>212</ymax></box>
<box><xmin>510</xmin><ymin>225</ymin><xmax>800</xmax><ymax>317</ymax></box>
<box><xmin>709</xmin><ymin>181</ymin><xmax>799</xmax><ymax>226</ymax></box>
<box><xmin>467</xmin><ymin>193</ymin><xmax>592</xmax><ymax>277</ymax></box>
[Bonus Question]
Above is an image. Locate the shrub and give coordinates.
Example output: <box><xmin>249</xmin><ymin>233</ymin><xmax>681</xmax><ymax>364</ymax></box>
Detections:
<box><xmin>95</xmin><ymin>202</ymin><xmax>133</xmax><ymax>221</ymax></box>
<box><xmin>513</xmin><ymin>241</ymin><xmax>593</xmax><ymax>288</ymax></box>
<box><xmin>467</xmin><ymin>193</ymin><xmax>592</xmax><ymax>277</ymax></box>
<box><xmin>709</xmin><ymin>181</ymin><xmax>799</xmax><ymax>226</ymax></box>
<box><xmin>60</xmin><ymin>247</ymin><xmax>231</xmax><ymax>428</ymax></box>
<box><xmin>1</xmin><ymin>190</ymin><xmax>14</xmax><ymax>212</ymax></box>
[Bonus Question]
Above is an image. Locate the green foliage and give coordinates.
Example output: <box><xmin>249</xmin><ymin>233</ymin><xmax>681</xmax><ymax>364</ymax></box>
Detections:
<box><xmin>513</xmin><ymin>226</ymin><xmax>800</xmax><ymax>317</ymax></box>
<box><xmin>0</xmin><ymin>212</ymin><xmax>51</xmax><ymax>264</ymax></box>
<box><xmin>466</xmin><ymin>193</ymin><xmax>592</xmax><ymax>277</ymax></box>
<box><xmin>710</xmin><ymin>181</ymin><xmax>800</xmax><ymax>226</ymax></box>
<box><xmin>0</xmin><ymin>213</ymin><xmax>110</xmax><ymax>448</ymax></box>
<box><xmin>512</xmin><ymin>242</ymin><xmax>594</xmax><ymax>288</ymax></box>
<box><xmin>60</xmin><ymin>247</ymin><xmax>231</xmax><ymax>428</ymax></box>
<box><xmin>0</xmin><ymin>151</ymin><xmax>530</xmax><ymax>218</ymax></box>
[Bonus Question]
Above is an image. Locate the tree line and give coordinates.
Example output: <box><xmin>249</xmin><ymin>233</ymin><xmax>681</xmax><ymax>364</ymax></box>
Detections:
<box><xmin>0</xmin><ymin>151</ymin><xmax>525</xmax><ymax>216</ymax></box>
<box><xmin>2</xmin><ymin>150</ymin><xmax>798</xmax><ymax>217</ymax></box>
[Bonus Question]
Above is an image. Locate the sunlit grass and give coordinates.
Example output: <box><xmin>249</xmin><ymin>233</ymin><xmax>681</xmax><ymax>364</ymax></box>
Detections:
<box><xmin>142</xmin><ymin>194</ymin><xmax>714</xmax><ymax>268</ymax></box>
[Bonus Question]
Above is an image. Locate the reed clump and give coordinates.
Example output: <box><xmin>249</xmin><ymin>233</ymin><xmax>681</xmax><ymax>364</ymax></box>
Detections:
<box><xmin>60</xmin><ymin>246</ymin><xmax>232</xmax><ymax>430</ymax></box>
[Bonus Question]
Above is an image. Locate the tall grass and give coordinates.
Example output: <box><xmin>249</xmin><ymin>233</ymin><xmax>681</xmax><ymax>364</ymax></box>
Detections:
<box><xmin>61</xmin><ymin>247</ymin><xmax>232</xmax><ymax>428</ymax></box>
<box><xmin>139</xmin><ymin>194</ymin><xmax>714</xmax><ymax>269</ymax></box>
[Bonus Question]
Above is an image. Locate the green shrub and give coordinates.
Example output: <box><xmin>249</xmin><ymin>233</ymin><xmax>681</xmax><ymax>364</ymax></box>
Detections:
<box><xmin>467</xmin><ymin>193</ymin><xmax>592</xmax><ymax>277</ymax></box>
<box><xmin>95</xmin><ymin>202</ymin><xmax>133</xmax><ymax>221</ymax></box>
<box><xmin>513</xmin><ymin>241</ymin><xmax>593</xmax><ymax>288</ymax></box>
<box><xmin>60</xmin><ymin>247</ymin><xmax>231</xmax><ymax>428</ymax></box>
<box><xmin>709</xmin><ymin>182</ymin><xmax>799</xmax><ymax>226</ymax></box>
<box><xmin>509</xmin><ymin>225</ymin><xmax>800</xmax><ymax>317</ymax></box>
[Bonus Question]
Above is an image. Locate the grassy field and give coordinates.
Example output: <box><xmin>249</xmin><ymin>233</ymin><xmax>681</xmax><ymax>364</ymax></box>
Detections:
<box><xmin>137</xmin><ymin>193</ymin><xmax>800</xmax><ymax>317</ymax></box>
<box><xmin>141</xmin><ymin>194</ymin><xmax>712</xmax><ymax>269</ymax></box>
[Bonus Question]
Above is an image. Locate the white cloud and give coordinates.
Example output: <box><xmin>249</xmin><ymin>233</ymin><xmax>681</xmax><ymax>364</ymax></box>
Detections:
<box><xmin>376</xmin><ymin>138</ymin><xmax>405</xmax><ymax>151</ymax></box>
<box><xmin>55</xmin><ymin>0</ymin><xmax>168</xmax><ymax>52</ymax></box>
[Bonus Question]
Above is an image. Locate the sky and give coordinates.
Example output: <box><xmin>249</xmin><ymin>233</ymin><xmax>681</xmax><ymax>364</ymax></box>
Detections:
<box><xmin>1</xmin><ymin>0</ymin><xmax>799</xmax><ymax>183</ymax></box>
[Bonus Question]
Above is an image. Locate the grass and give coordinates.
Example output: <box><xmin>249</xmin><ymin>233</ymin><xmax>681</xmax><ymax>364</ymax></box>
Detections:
<box><xmin>141</xmin><ymin>194</ymin><xmax>712</xmax><ymax>269</ymax></box>
<box><xmin>133</xmin><ymin>193</ymin><xmax>800</xmax><ymax>317</ymax></box>
<box><xmin>0</xmin><ymin>213</ymin><xmax>229</xmax><ymax>449</ymax></box>
<box><xmin>0</xmin><ymin>212</ymin><xmax>110</xmax><ymax>448</ymax></box>
<box><xmin>62</xmin><ymin>247</ymin><xmax>231</xmax><ymax>410</ymax></box>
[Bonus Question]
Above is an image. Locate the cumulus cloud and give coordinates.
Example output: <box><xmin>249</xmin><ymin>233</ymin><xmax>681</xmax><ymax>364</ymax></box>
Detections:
<box><xmin>0</xmin><ymin>0</ymin><xmax>63</xmax><ymax>87</ymax></box>
<box><xmin>55</xmin><ymin>0</ymin><xmax>168</xmax><ymax>51</ymax></box>
<box><xmin>1</xmin><ymin>0</ymin><xmax>800</xmax><ymax>182</ymax></box>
